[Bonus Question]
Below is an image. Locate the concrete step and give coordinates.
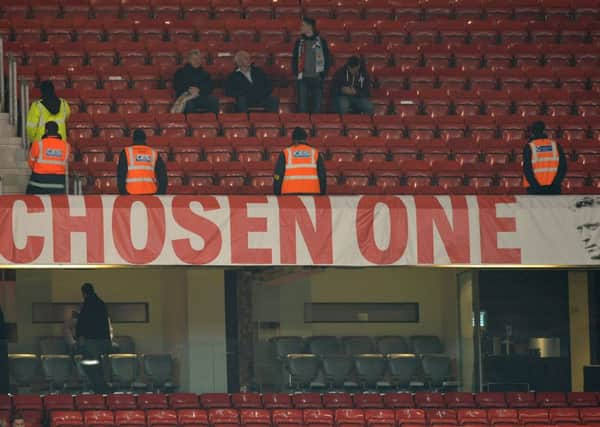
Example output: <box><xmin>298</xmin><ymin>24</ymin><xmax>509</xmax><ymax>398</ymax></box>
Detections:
<box><xmin>0</xmin><ymin>117</ymin><xmax>17</xmax><ymax>137</ymax></box>
<box><xmin>1</xmin><ymin>137</ymin><xmax>25</xmax><ymax>147</ymax></box>
<box><xmin>0</xmin><ymin>147</ymin><xmax>27</xmax><ymax>166</ymax></box>
<box><xmin>0</xmin><ymin>173</ymin><xmax>30</xmax><ymax>194</ymax></box>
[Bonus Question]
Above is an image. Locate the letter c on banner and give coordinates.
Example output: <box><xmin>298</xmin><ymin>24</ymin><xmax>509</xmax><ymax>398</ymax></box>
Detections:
<box><xmin>112</xmin><ymin>196</ymin><xmax>166</xmax><ymax>264</ymax></box>
<box><xmin>0</xmin><ymin>196</ymin><xmax>45</xmax><ymax>263</ymax></box>
<box><xmin>356</xmin><ymin>196</ymin><xmax>408</xmax><ymax>264</ymax></box>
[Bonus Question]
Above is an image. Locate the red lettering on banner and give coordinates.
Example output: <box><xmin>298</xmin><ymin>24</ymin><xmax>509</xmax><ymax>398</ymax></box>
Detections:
<box><xmin>478</xmin><ymin>196</ymin><xmax>521</xmax><ymax>263</ymax></box>
<box><xmin>172</xmin><ymin>196</ymin><xmax>222</xmax><ymax>264</ymax></box>
<box><xmin>51</xmin><ymin>196</ymin><xmax>104</xmax><ymax>263</ymax></box>
<box><xmin>112</xmin><ymin>196</ymin><xmax>166</xmax><ymax>264</ymax></box>
<box><xmin>0</xmin><ymin>196</ymin><xmax>44</xmax><ymax>263</ymax></box>
<box><xmin>356</xmin><ymin>196</ymin><xmax>408</xmax><ymax>264</ymax></box>
<box><xmin>278</xmin><ymin>196</ymin><xmax>333</xmax><ymax>264</ymax></box>
<box><xmin>416</xmin><ymin>196</ymin><xmax>470</xmax><ymax>264</ymax></box>
<box><xmin>229</xmin><ymin>196</ymin><xmax>272</xmax><ymax>264</ymax></box>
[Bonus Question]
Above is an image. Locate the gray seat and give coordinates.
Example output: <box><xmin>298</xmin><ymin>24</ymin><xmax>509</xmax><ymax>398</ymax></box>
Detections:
<box><xmin>143</xmin><ymin>353</ymin><xmax>176</xmax><ymax>392</ymax></box>
<box><xmin>270</xmin><ymin>336</ymin><xmax>306</xmax><ymax>359</ymax></box>
<box><xmin>41</xmin><ymin>354</ymin><xmax>74</xmax><ymax>391</ymax></box>
<box><xmin>353</xmin><ymin>354</ymin><xmax>391</xmax><ymax>391</ymax></box>
<box><xmin>342</xmin><ymin>337</ymin><xmax>375</xmax><ymax>355</ymax></box>
<box><xmin>388</xmin><ymin>354</ymin><xmax>424</xmax><ymax>390</ymax></box>
<box><xmin>40</xmin><ymin>337</ymin><xmax>69</xmax><ymax>355</ymax></box>
<box><xmin>113</xmin><ymin>336</ymin><xmax>136</xmax><ymax>353</ymax></box>
<box><xmin>108</xmin><ymin>353</ymin><xmax>145</xmax><ymax>391</ymax></box>
<box><xmin>377</xmin><ymin>336</ymin><xmax>410</xmax><ymax>355</ymax></box>
<box><xmin>321</xmin><ymin>355</ymin><xmax>357</xmax><ymax>390</ymax></box>
<box><xmin>286</xmin><ymin>353</ymin><xmax>323</xmax><ymax>391</ymax></box>
<box><xmin>410</xmin><ymin>336</ymin><xmax>443</xmax><ymax>354</ymax></box>
<box><xmin>8</xmin><ymin>353</ymin><xmax>41</xmax><ymax>391</ymax></box>
<box><xmin>307</xmin><ymin>336</ymin><xmax>342</xmax><ymax>357</ymax></box>
<box><xmin>73</xmin><ymin>354</ymin><xmax>92</xmax><ymax>392</ymax></box>
<box><xmin>421</xmin><ymin>354</ymin><xmax>457</xmax><ymax>390</ymax></box>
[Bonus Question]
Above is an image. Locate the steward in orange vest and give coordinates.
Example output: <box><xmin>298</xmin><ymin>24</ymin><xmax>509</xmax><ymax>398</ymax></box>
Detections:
<box><xmin>117</xmin><ymin>129</ymin><xmax>167</xmax><ymax>195</ymax></box>
<box><xmin>523</xmin><ymin>121</ymin><xmax>567</xmax><ymax>195</ymax></box>
<box><xmin>274</xmin><ymin>127</ymin><xmax>326</xmax><ymax>195</ymax></box>
<box><xmin>27</xmin><ymin>121</ymin><xmax>70</xmax><ymax>194</ymax></box>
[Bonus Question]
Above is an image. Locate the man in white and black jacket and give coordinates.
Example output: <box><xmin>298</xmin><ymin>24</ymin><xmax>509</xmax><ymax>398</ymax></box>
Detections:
<box><xmin>292</xmin><ymin>16</ymin><xmax>331</xmax><ymax>113</ymax></box>
<box><xmin>225</xmin><ymin>51</ymin><xmax>280</xmax><ymax>113</ymax></box>
<box><xmin>331</xmin><ymin>56</ymin><xmax>374</xmax><ymax>115</ymax></box>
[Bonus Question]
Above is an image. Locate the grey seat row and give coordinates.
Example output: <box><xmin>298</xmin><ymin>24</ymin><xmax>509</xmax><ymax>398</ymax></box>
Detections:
<box><xmin>38</xmin><ymin>335</ymin><xmax>136</xmax><ymax>355</ymax></box>
<box><xmin>270</xmin><ymin>335</ymin><xmax>444</xmax><ymax>358</ymax></box>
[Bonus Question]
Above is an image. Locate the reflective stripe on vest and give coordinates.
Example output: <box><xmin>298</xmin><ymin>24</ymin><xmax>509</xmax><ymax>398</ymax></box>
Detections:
<box><xmin>125</xmin><ymin>145</ymin><xmax>158</xmax><ymax>194</ymax></box>
<box><xmin>524</xmin><ymin>139</ymin><xmax>559</xmax><ymax>187</ymax></box>
<box><xmin>281</xmin><ymin>144</ymin><xmax>320</xmax><ymax>194</ymax></box>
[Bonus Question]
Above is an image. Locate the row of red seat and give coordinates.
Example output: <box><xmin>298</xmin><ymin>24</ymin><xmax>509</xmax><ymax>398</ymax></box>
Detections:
<box><xmin>2</xmin><ymin>0</ymin><xmax>599</xmax><ymax>21</ymax></box>
<box><xmin>63</xmin><ymin>112</ymin><xmax>600</xmax><ymax>143</ymax></box>
<box><xmin>2</xmin><ymin>17</ymin><xmax>598</xmax><ymax>45</ymax></box>
<box><xmin>2</xmin><ymin>392</ymin><xmax>600</xmax><ymax>413</ymax></box>
<box><xmin>43</xmin><ymin>407</ymin><xmax>600</xmax><ymax>427</ymax></box>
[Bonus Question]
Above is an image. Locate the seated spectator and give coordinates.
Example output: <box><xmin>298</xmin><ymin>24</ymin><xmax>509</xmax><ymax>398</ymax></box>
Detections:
<box><xmin>173</xmin><ymin>50</ymin><xmax>219</xmax><ymax>114</ymax></box>
<box><xmin>27</xmin><ymin>80</ymin><xmax>71</xmax><ymax>144</ymax></box>
<box><xmin>225</xmin><ymin>51</ymin><xmax>280</xmax><ymax>113</ymax></box>
<box><xmin>331</xmin><ymin>56</ymin><xmax>373</xmax><ymax>115</ymax></box>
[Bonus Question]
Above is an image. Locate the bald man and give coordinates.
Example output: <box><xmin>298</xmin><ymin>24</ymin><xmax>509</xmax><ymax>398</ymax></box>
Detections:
<box><xmin>225</xmin><ymin>51</ymin><xmax>279</xmax><ymax>113</ymax></box>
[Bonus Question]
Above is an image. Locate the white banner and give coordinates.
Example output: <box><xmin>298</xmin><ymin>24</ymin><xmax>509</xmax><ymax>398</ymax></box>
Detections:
<box><xmin>0</xmin><ymin>195</ymin><xmax>597</xmax><ymax>266</ymax></box>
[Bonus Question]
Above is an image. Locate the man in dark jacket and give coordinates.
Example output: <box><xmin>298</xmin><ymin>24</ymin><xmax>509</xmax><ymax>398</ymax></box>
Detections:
<box><xmin>292</xmin><ymin>17</ymin><xmax>331</xmax><ymax>113</ymax></box>
<box><xmin>173</xmin><ymin>50</ymin><xmax>219</xmax><ymax>114</ymax></box>
<box><xmin>0</xmin><ymin>305</ymin><xmax>8</xmax><ymax>393</ymax></box>
<box><xmin>76</xmin><ymin>283</ymin><xmax>110</xmax><ymax>393</ymax></box>
<box><xmin>225</xmin><ymin>51</ymin><xmax>280</xmax><ymax>113</ymax></box>
<box><xmin>117</xmin><ymin>129</ymin><xmax>167</xmax><ymax>195</ymax></box>
<box><xmin>331</xmin><ymin>56</ymin><xmax>374</xmax><ymax>115</ymax></box>
<box><xmin>523</xmin><ymin>121</ymin><xmax>567</xmax><ymax>195</ymax></box>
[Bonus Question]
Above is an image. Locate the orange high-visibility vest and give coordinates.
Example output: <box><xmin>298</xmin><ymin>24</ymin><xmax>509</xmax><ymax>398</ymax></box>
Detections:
<box><xmin>524</xmin><ymin>138</ymin><xmax>559</xmax><ymax>187</ymax></box>
<box><xmin>29</xmin><ymin>136</ymin><xmax>69</xmax><ymax>175</ymax></box>
<box><xmin>125</xmin><ymin>145</ymin><xmax>158</xmax><ymax>195</ymax></box>
<box><xmin>281</xmin><ymin>143</ymin><xmax>321</xmax><ymax>194</ymax></box>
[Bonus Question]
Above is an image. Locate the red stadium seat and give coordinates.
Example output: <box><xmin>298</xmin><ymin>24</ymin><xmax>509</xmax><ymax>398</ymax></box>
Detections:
<box><xmin>13</xmin><ymin>394</ymin><xmax>43</xmax><ymax>412</ymax></box>
<box><xmin>323</xmin><ymin>394</ymin><xmax>353</xmax><ymax>409</ymax></box>
<box><xmin>426</xmin><ymin>409</ymin><xmax>457</xmax><ymax>426</ymax></box>
<box><xmin>171</xmin><ymin>138</ymin><xmax>202</xmax><ymax>164</ymax></box>
<box><xmin>414</xmin><ymin>393</ymin><xmax>445</xmax><ymax>409</ymax></box>
<box><xmin>445</xmin><ymin>393</ymin><xmax>475</xmax><ymax>409</ymax></box>
<box><xmin>372</xmin><ymin>162</ymin><xmax>402</xmax><ymax>189</ymax></box>
<box><xmin>536</xmin><ymin>393</ymin><xmax>567</xmax><ymax>408</ymax></box>
<box><xmin>438</xmin><ymin>69</ymin><xmax>468</xmax><ymax>91</ymax></box>
<box><xmin>518</xmin><ymin>409</ymin><xmax>550</xmax><ymax>426</ymax></box>
<box><xmin>383</xmin><ymin>394</ymin><xmax>415</xmax><ymax>409</ymax></box>
<box><xmin>107</xmin><ymin>395</ymin><xmax>137</xmax><ymax>411</ymax></box>
<box><xmin>408</xmin><ymin>68</ymin><xmax>437</xmax><ymax>91</ymax></box>
<box><xmin>392</xmin><ymin>90</ymin><xmax>420</xmax><ymax>118</ymax></box>
<box><xmin>152</xmin><ymin>0</ymin><xmax>181</xmax><ymax>20</ymax></box>
<box><xmin>292</xmin><ymin>393</ymin><xmax>322</xmax><ymax>409</ymax></box>
<box><xmin>375</xmin><ymin>116</ymin><xmax>406</xmax><ymax>140</ymax></box>
<box><xmin>548</xmin><ymin>408</ymin><xmax>580</xmax><ymax>424</ymax></box>
<box><xmin>457</xmin><ymin>409</ymin><xmax>487</xmax><ymax>427</ymax></box>
<box><xmin>240</xmin><ymin>409</ymin><xmax>271</xmax><ymax>427</ymax></box>
<box><xmin>354</xmin><ymin>395</ymin><xmax>384</xmax><ymax>410</ymax></box>
<box><xmin>51</xmin><ymin>412</ymin><xmax>84</xmax><ymax>427</ymax></box>
<box><xmin>422</xmin><ymin>44</ymin><xmax>453</xmax><ymax>70</ymax></box>
<box><xmin>144</xmin><ymin>90</ymin><xmax>172</xmax><ymax>114</ymax></box>
<box><xmin>420</xmin><ymin>139</ymin><xmax>451</xmax><ymax>163</ymax></box>
<box><xmin>232</xmin><ymin>394</ymin><xmax>262</xmax><ymax>409</ymax></box>
<box><xmin>263</xmin><ymin>394</ymin><xmax>293</xmax><ymax>410</ymax></box>
<box><xmin>567</xmin><ymin>392</ymin><xmax>597</xmax><ymax>407</ymax></box>
<box><xmin>157</xmin><ymin>113</ymin><xmax>189</xmax><ymax>138</ymax></box>
<box><xmin>26</xmin><ymin>42</ymin><xmax>55</xmax><ymax>66</ymax></box>
<box><xmin>76</xmin><ymin>396</ymin><xmax>106</xmax><ymax>411</ymax></box>
<box><xmin>114</xmin><ymin>411</ymin><xmax>146</xmax><ymax>427</ymax></box>
<box><xmin>378</xmin><ymin>21</ymin><xmax>408</xmax><ymax>47</ymax></box>
<box><xmin>219</xmin><ymin>113</ymin><xmax>251</xmax><ymax>139</ymax></box>
<box><xmin>402</xmin><ymin>160</ymin><xmax>433</xmax><ymax>189</ymax></box>
<box><xmin>122</xmin><ymin>0</ymin><xmax>152</xmax><ymax>19</ymax></box>
<box><xmin>450</xmin><ymin>139</ymin><xmax>481</xmax><ymax>165</ymax></box>
<box><xmin>246</xmin><ymin>161</ymin><xmax>276</xmax><ymax>191</ymax></box>
<box><xmin>469</xmin><ymin>71</ymin><xmax>497</xmax><ymax>92</ymax></box>
<box><xmin>138</xmin><ymin>394</ymin><xmax>168</xmax><ymax>410</ymax></box>
<box><xmin>365</xmin><ymin>410</ymin><xmax>394</xmax><ymax>427</ymax></box>
<box><xmin>251</xmin><ymin>113</ymin><xmax>282</xmax><ymax>139</ymax></box>
<box><xmin>304</xmin><ymin>409</ymin><xmax>335</xmax><ymax>427</ymax></box>
<box><xmin>147</xmin><ymin>411</ymin><xmax>178</xmax><ymax>427</ymax></box>
<box><xmin>135</xmin><ymin>20</ymin><xmax>165</xmax><ymax>42</ymax></box>
<box><xmin>281</xmin><ymin>113</ymin><xmax>312</xmax><ymax>136</ymax></box>
<box><xmin>475</xmin><ymin>392</ymin><xmax>506</xmax><ymax>408</ymax></box>
<box><xmin>272</xmin><ymin>410</ymin><xmax>303</xmax><ymax>427</ymax></box>
<box><xmin>527</xmin><ymin>67</ymin><xmax>558</xmax><ymax>91</ymax></box>
<box><xmin>181</xmin><ymin>0</ymin><xmax>211</xmax><ymax>19</ymax></box>
<box><xmin>580</xmin><ymin>407</ymin><xmax>600</xmax><ymax>424</ymax></box>
<box><xmin>468</xmin><ymin>115</ymin><xmax>498</xmax><ymax>141</ymax></box>
<box><xmin>243</xmin><ymin>0</ymin><xmax>274</xmax><ymax>19</ymax></box>
<box><xmin>405</xmin><ymin>116</ymin><xmax>436</xmax><ymax>141</ymax></box>
<box><xmin>208</xmin><ymin>409</ymin><xmax>240</xmax><ymax>427</ymax></box>
<box><xmin>312</xmin><ymin>114</ymin><xmax>344</xmax><ymax>138</ymax></box>
<box><xmin>184</xmin><ymin>163</ymin><xmax>214</xmax><ymax>188</ymax></box>
<box><xmin>511</xmin><ymin>90</ymin><xmax>542</xmax><ymax>117</ymax></box>
<box><xmin>420</xmin><ymin>89</ymin><xmax>451</xmax><ymax>117</ymax></box>
<box><xmin>506</xmin><ymin>393</ymin><xmax>537</xmax><ymax>409</ymax></box>
<box><xmin>376</xmin><ymin>67</ymin><xmax>407</xmax><ymax>90</ymax></box>
<box><xmin>45</xmin><ymin>395</ymin><xmax>75</xmax><ymax>411</ymax></box>
<box><xmin>364</xmin><ymin>0</ymin><xmax>395</xmax><ymax>20</ymax></box>
<box><xmin>388</xmin><ymin>139</ymin><xmax>419</xmax><ymax>162</ymax></box>
<box><xmin>335</xmin><ymin>409</ymin><xmax>365</xmax><ymax>427</ymax></box>
<box><xmin>55</xmin><ymin>43</ymin><xmax>86</xmax><ymax>67</ymax></box>
<box><xmin>83</xmin><ymin>410</ymin><xmax>115</xmax><ymax>427</ymax></box>
<box><xmin>463</xmin><ymin>163</ymin><xmax>496</xmax><ymax>190</ymax></box>
<box><xmin>188</xmin><ymin>114</ymin><xmax>219</xmax><ymax>139</ymax></box>
<box><xmin>487</xmin><ymin>408</ymin><xmax>518</xmax><ymax>426</ymax></box>
<box><xmin>68</xmin><ymin>112</ymin><xmax>94</xmax><ymax>141</ymax></box>
<box><xmin>12</xmin><ymin>19</ymin><xmax>44</xmax><ymax>43</ymax></box>
<box><xmin>360</xmin><ymin>137</ymin><xmax>389</xmax><ymax>163</ymax></box>
<box><xmin>452</xmin><ymin>92</ymin><xmax>481</xmax><ymax>117</ymax></box>
<box><xmin>113</xmin><ymin>89</ymin><xmax>143</xmax><ymax>115</ymax></box>
<box><xmin>395</xmin><ymin>408</ymin><xmax>427</xmax><ymax>427</ymax></box>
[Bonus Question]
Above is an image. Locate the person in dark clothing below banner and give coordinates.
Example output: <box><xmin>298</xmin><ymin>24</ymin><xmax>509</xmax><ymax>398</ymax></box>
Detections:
<box><xmin>76</xmin><ymin>283</ymin><xmax>110</xmax><ymax>393</ymax></box>
<box><xmin>331</xmin><ymin>56</ymin><xmax>374</xmax><ymax>115</ymax></box>
<box><xmin>225</xmin><ymin>51</ymin><xmax>280</xmax><ymax>113</ymax></box>
<box><xmin>27</xmin><ymin>121</ymin><xmax>70</xmax><ymax>194</ymax></box>
<box><xmin>274</xmin><ymin>127</ymin><xmax>326</xmax><ymax>195</ymax></box>
<box><xmin>173</xmin><ymin>50</ymin><xmax>219</xmax><ymax>114</ymax></box>
<box><xmin>117</xmin><ymin>129</ymin><xmax>167</xmax><ymax>195</ymax></box>
<box><xmin>0</xmin><ymin>305</ymin><xmax>8</xmax><ymax>394</ymax></box>
<box><xmin>523</xmin><ymin>120</ymin><xmax>567</xmax><ymax>195</ymax></box>
<box><xmin>292</xmin><ymin>17</ymin><xmax>331</xmax><ymax>113</ymax></box>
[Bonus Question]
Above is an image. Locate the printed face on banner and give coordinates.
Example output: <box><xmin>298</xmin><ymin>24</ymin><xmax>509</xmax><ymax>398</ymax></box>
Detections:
<box><xmin>574</xmin><ymin>197</ymin><xmax>600</xmax><ymax>260</ymax></box>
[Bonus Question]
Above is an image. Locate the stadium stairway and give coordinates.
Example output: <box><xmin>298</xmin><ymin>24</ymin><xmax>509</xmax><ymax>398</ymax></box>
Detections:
<box><xmin>0</xmin><ymin>112</ymin><xmax>30</xmax><ymax>194</ymax></box>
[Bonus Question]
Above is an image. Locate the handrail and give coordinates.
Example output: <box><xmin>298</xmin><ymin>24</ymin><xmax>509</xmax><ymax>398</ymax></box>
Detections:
<box><xmin>8</xmin><ymin>55</ymin><xmax>16</xmax><ymax>126</ymax></box>
<box><xmin>20</xmin><ymin>78</ymin><xmax>29</xmax><ymax>149</ymax></box>
<box><xmin>0</xmin><ymin>176</ymin><xmax>3</xmax><ymax>195</ymax></box>
<box><xmin>0</xmin><ymin>37</ymin><xmax>5</xmax><ymax>113</ymax></box>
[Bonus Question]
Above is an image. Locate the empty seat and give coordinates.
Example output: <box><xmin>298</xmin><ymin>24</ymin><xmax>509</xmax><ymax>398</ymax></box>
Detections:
<box><xmin>341</xmin><ymin>337</ymin><xmax>375</xmax><ymax>355</ymax></box>
<box><xmin>549</xmin><ymin>408</ymin><xmax>580</xmax><ymax>424</ymax></box>
<box><xmin>9</xmin><ymin>355</ymin><xmax>41</xmax><ymax>390</ymax></box>
<box><xmin>307</xmin><ymin>336</ymin><xmax>343</xmax><ymax>357</ymax></box>
<box><xmin>388</xmin><ymin>354</ymin><xmax>423</xmax><ymax>390</ymax></box>
<box><xmin>457</xmin><ymin>409</ymin><xmax>487</xmax><ymax>427</ymax></box>
<box><xmin>445</xmin><ymin>393</ymin><xmax>475</xmax><ymax>409</ymax></box>
<box><xmin>40</xmin><ymin>337</ymin><xmax>69</xmax><ymax>355</ymax></box>
<box><xmin>474</xmin><ymin>393</ymin><xmax>506</xmax><ymax>408</ymax></box>
<box><xmin>488</xmin><ymin>409</ymin><xmax>518</xmax><ymax>426</ymax></box>
<box><xmin>336</xmin><ymin>409</ymin><xmax>365</xmax><ymax>427</ymax></box>
<box><xmin>354</xmin><ymin>394</ymin><xmax>384</xmax><ymax>410</ymax></box>
<box><xmin>41</xmin><ymin>355</ymin><xmax>74</xmax><ymax>392</ymax></box>
<box><xmin>321</xmin><ymin>356</ymin><xmax>357</xmax><ymax>390</ymax></box>
<box><xmin>421</xmin><ymin>355</ymin><xmax>456</xmax><ymax>390</ymax></box>
<box><xmin>536</xmin><ymin>392</ymin><xmax>567</xmax><ymax>408</ymax></box>
<box><xmin>304</xmin><ymin>409</ymin><xmax>334</xmax><ymax>427</ymax></box>
<box><xmin>51</xmin><ymin>411</ymin><xmax>84</xmax><ymax>427</ymax></box>
<box><xmin>376</xmin><ymin>337</ymin><xmax>410</xmax><ymax>355</ymax></box>
<box><xmin>567</xmin><ymin>392</ymin><xmax>597</xmax><ymax>407</ymax></box>
<box><xmin>143</xmin><ymin>354</ymin><xmax>175</xmax><ymax>392</ymax></box>
<box><xmin>177</xmin><ymin>409</ymin><xmax>208</xmax><ymax>427</ymax></box>
<box><xmin>75</xmin><ymin>395</ymin><xmax>106</xmax><ymax>410</ymax></box>
<box><xmin>272</xmin><ymin>409</ymin><xmax>303</xmax><ymax>427</ymax></box>
<box><xmin>518</xmin><ymin>409</ymin><xmax>550</xmax><ymax>426</ymax></box>
<box><xmin>138</xmin><ymin>393</ymin><xmax>168</xmax><ymax>410</ymax></box>
<box><xmin>114</xmin><ymin>410</ymin><xmax>146</xmax><ymax>427</ymax></box>
<box><xmin>506</xmin><ymin>393</ymin><xmax>537</xmax><ymax>408</ymax></box>
<box><xmin>410</xmin><ymin>336</ymin><xmax>443</xmax><ymax>354</ymax></box>
<box><xmin>240</xmin><ymin>409</ymin><xmax>271</xmax><ymax>427</ymax></box>
<box><xmin>209</xmin><ymin>409</ymin><xmax>239</xmax><ymax>427</ymax></box>
<box><xmin>44</xmin><ymin>395</ymin><xmax>75</xmax><ymax>411</ymax></box>
<box><xmin>382</xmin><ymin>394</ymin><xmax>414</xmax><ymax>409</ymax></box>
<box><xmin>287</xmin><ymin>355</ymin><xmax>323</xmax><ymax>390</ymax></box>
<box><xmin>200</xmin><ymin>394</ymin><xmax>231</xmax><ymax>409</ymax></box>
<box><xmin>426</xmin><ymin>409</ymin><xmax>457</xmax><ymax>426</ymax></box>
<box><xmin>414</xmin><ymin>393</ymin><xmax>445</xmax><ymax>409</ymax></box>
<box><xmin>263</xmin><ymin>394</ymin><xmax>292</xmax><ymax>410</ymax></box>
<box><xmin>107</xmin><ymin>354</ymin><xmax>144</xmax><ymax>391</ymax></box>
<box><xmin>354</xmin><ymin>354</ymin><xmax>390</xmax><ymax>390</ymax></box>
<box><xmin>395</xmin><ymin>408</ymin><xmax>427</xmax><ymax>427</ymax></box>
<box><xmin>83</xmin><ymin>410</ymin><xmax>115</xmax><ymax>427</ymax></box>
<box><xmin>147</xmin><ymin>410</ymin><xmax>178</xmax><ymax>427</ymax></box>
<box><xmin>322</xmin><ymin>393</ymin><xmax>353</xmax><ymax>409</ymax></box>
